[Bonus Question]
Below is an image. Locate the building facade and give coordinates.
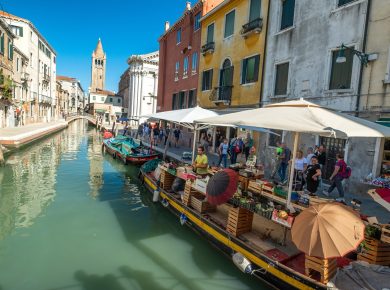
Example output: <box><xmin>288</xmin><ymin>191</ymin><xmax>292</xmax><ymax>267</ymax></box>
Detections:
<box><xmin>198</xmin><ymin>0</ymin><xmax>270</xmax><ymax>110</ymax></box>
<box><xmin>0</xmin><ymin>11</ymin><xmax>57</xmax><ymax>124</ymax></box>
<box><xmin>157</xmin><ymin>0</ymin><xmax>223</xmax><ymax>113</ymax></box>
<box><xmin>89</xmin><ymin>89</ymin><xmax>123</xmax><ymax>123</ymax></box>
<box><xmin>126</xmin><ymin>51</ymin><xmax>159</xmax><ymax>124</ymax></box>
<box><xmin>13</xmin><ymin>46</ymin><xmax>29</xmax><ymax>126</ymax></box>
<box><xmin>117</xmin><ymin>67</ymin><xmax>130</xmax><ymax>117</ymax></box>
<box><xmin>0</xmin><ymin>18</ymin><xmax>15</xmax><ymax>128</ymax></box>
<box><xmin>56</xmin><ymin>76</ymin><xmax>85</xmax><ymax>114</ymax></box>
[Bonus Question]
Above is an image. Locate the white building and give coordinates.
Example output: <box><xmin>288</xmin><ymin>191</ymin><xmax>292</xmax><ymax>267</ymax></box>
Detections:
<box><xmin>56</xmin><ymin>76</ymin><xmax>85</xmax><ymax>114</ymax></box>
<box><xmin>0</xmin><ymin>11</ymin><xmax>57</xmax><ymax>123</ymax></box>
<box><xmin>126</xmin><ymin>51</ymin><xmax>159</xmax><ymax>125</ymax></box>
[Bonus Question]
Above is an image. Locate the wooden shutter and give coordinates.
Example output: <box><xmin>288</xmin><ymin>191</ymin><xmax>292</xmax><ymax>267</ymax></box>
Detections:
<box><xmin>281</xmin><ymin>0</ymin><xmax>295</xmax><ymax>30</ymax></box>
<box><xmin>275</xmin><ymin>63</ymin><xmax>289</xmax><ymax>95</ymax></box>
<box><xmin>249</xmin><ymin>0</ymin><xmax>261</xmax><ymax>22</ymax></box>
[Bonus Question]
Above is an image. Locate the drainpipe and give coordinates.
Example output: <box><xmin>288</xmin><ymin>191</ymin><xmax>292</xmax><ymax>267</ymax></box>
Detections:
<box><xmin>356</xmin><ymin>0</ymin><xmax>371</xmax><ymax>117</ymax></box>
<box><xmin>259</xmin><ymin>0</ymin><xmax>271</xmax><ymax>108</ymax></box>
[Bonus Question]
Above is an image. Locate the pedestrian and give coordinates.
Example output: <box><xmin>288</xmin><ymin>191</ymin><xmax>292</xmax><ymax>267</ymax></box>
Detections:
<box><xmin>244</xmin><ymin>132</ymin><xmax>254</xmax><ymax>161</ymax></box>
<box><xmin>200</xmin><ymin>132</ymin><xmax>209</xmax><ymax>154</ymax></box>
<box><xmin>278</xmin><ymin>142</ymin><xmax>291</xmax><ymax>184</ymax></box>
<box><xmin>153</xmin><ymin>125</ymin><xmax>160</xmax><ymax>146</ymax></box>
<box><xmin>305</xmin><ymin>155</ymin><xmax>322</xmax><ymax>196</ymax></box>
<box><xmin>164</xmin><ymin>125</ymin><xmax>170</xmax><ymax>146</ymax></box>
<box><xmin>271</xmin><ymin>141</ymin><xmax>283</xmax><ymax>180</ymax></box>
<box><xmin>315</xmin><ymin>144</ymin><xmax>326</xmax><ymax>190</ymax></box>
<box><xmin>292</xmin><ymin>150</ymin><xmax>308</xmax><ymax>191</ymax></box>
<box><xmin>218</xmin><ymin>139</ymin><xmax>229</xmax><ymax>168</ymax></box>
<box><xmin>158</xmin><ymin>127</ymin><xmax>164</xmax><ymax>144</ymax></box>
<box><xmin>323</xmin><ymin>153</ymin><xmax>347</xmax><ymax>202</ymax></box>
<box><xmin>306</xmin><ymin>147</ymin><xmax>315</xmax><ymax>165</ymax></box>
<box><xmin>229</xmin><ymin>136</ymin><xmax>243</xmax><ymax>165</ymax></box>
<box><xmin>173</xmin><ymin>127</ymin><xmax>181</xmax><ymax>148</ymax></box>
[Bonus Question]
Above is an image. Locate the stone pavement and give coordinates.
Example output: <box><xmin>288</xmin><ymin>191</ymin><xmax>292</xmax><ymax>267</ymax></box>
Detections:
<box><xmin>0</xmin><ymin>120</ymin><xmax>68</xmax><ymax>148</ymax></box>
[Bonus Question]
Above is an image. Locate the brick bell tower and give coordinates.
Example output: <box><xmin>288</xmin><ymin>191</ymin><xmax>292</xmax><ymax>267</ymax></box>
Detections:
<box><xmin>90</xmin><ymin>38</ymin><xmax>106</xmax><ymax>92</ymax></box>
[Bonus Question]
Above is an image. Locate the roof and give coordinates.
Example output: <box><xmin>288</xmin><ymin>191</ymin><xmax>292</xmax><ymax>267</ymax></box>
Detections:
<box><xmin>92</xmin><ymin>89</ymin><xmax>117</xmax><ymax>96</ymax></box>
<box><xmin>0</xmin><ymin>10</ymin><xmax>56</xmax><ymax>54</ymax></box>
<box><xmin>127</xmin><ymin>50</ymin><xmax>159</xmax><ymax>65</ymax></box>
<box><xmin>56</xmin><ymin>75</ymin><xmax>77</xmax><ymax>82</ymax></box>
<box><xmin>200</xmin><ymin>0</ymin><xmax>232</xmax><ymax>22</ymax></box>
<box><xmin>0</xmin><ymin>18</ymin><xmax>15</xmax><ymax>38</ymax></box>
<box><xmin>93</xmin><ymin>38</ymin><xmax>105</xmax><ymax>58</ymax></box>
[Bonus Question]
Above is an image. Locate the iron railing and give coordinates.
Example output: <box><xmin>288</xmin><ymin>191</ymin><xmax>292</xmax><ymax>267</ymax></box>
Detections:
<box><xmin>241</xmin><ymin>18</ymin><xmax>263</xmax><ymax>36</ymax></box>
<box><xmin>201</xmin><ymin>42</ymin><xmax>215</xmax><ymax>55</ymax></box>
<box><xmin>209</xmin><ymin>86</ymin><xmax>233</xmax><ymax>104</ymax></box>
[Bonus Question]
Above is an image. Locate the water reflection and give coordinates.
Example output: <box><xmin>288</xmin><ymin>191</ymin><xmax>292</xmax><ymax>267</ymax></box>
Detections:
<box><xmin>0</xmin><ymin>120</ymin><xmax>87</xmax><ymax>239</ymax></box>
<box><xmin>87</xmin><ymin>133</ymin><xmax>104</xmax><ymax>199</ymax></box>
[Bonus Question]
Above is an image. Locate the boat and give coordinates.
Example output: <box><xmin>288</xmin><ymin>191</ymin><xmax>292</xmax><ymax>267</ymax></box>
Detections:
<box><xmin>139</xmin><ymin>159</ymin><xmax>390</xmax><ymax>290</ymax></box>
<box><xmin>102</xmin><ymin>136</ymin><xmax>160</xmax><ymax>165</ymax></box>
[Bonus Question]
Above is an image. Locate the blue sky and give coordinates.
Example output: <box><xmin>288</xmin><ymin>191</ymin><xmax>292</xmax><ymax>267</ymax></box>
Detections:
<box><xmin>2</xmin><ymin>0</ymin><xmax>188</xmax><ymax>92</ymax></box>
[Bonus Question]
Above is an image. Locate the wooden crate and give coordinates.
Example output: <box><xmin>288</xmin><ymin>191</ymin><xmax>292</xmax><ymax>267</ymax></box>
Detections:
<box><xmin>358</xmin><ymin>237</ymin><xmax>390</xmax><ymax>266</ymax></box>
<box><xmin>190</xmin><ymin>195</ymin><xmax>216</xmax><ymax>213</ymax></box>
<box><xmin>262</xmin><ymin>183</ymin><xmax>274</xmax><ymax>195</ymax></box>
<box><xmin>305</xmin><ymin>255</ymin><xmax>337</xmax><ymax>284</ymax></box>
<box><xmin>183</xmin><ymin>182</ymin><xmax>201</xmax><ymax>206</ymax></box>
<box><xmin>247</xmin><ymin>180</ymin><xmax>262</xmax><ymax>194</ymax></box>
<box><xmin>238</xmin><ymin>175</ymin><xmax>250</xmax><ymax>192</ymax></box>
<box><xmin>381</xmin><ymin>224</ymin><xmax>390</xmax><ymax>244</ymax></box>
<box><xmin>226</xmin><ymin>207</ymin><xmax>253</xmax><ymax>237</ymax></box>
<box><xmin>160</xmin><ymin>170</ymin><xmax>175</xmax><ymax>191</ymax></box>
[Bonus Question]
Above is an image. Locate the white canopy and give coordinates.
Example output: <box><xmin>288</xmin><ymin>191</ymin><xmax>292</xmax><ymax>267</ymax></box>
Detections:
<box><xmin>198</xmin><ymin>99</ymin><xmax>390</xmax><ymax>138</ymax></box>
<box><xmin>143</xmin><ymin>106</ymin><xmax>219</xmax><ymax>130</ymax></box>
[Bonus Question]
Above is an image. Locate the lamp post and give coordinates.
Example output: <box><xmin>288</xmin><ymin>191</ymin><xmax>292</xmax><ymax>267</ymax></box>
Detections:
<box><xmin>336</xmin><ymin>44</ymin><xmax>377</xmax><ymax>67</ymax></box>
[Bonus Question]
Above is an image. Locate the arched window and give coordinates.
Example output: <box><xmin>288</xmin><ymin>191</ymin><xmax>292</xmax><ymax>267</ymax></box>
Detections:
<box><xmin>101</xmin><ymin>60</ymin><xmax>104</xmax><ymax>66</ymax></box>
<box><xmin>95</xmin><ymin>59</ymin><xmax>97</xmax><ymax>65</ymax></box>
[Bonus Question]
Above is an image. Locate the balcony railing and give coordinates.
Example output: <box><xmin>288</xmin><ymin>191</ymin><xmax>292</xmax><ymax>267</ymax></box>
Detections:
<box><xmin>201</xmin><ymin>42</ymin><xmax>215</xmax><ymax>56</ymax></box>
<box><xmin>240</xmin><ymin>18</ymin><xmax>263</xmax><ymax>38</ymax></box>
<box><xmin>39</xmin><ymin>95</ymin><xmax>52</xmax><ymax>104</ymax></box>
<box><xmin>209</xmin><ymin>86</ymin><xmax>233</xmax><ymax>104</ymax></box>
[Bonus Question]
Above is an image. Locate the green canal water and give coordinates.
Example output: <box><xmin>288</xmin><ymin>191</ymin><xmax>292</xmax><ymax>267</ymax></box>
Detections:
<box><xmin>0</xmin><ymin>120</ymin><xmax>270</xmax><ymax>290</ymax></box>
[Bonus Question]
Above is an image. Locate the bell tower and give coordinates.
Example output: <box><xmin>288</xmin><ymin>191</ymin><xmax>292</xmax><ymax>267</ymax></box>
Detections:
<box><xmin>91</xmin><ymin>38</ymin><xmax>106</xmax><ymax>92</ymax></box>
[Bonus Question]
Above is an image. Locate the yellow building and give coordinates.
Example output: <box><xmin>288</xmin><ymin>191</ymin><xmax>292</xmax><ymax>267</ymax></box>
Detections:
<box><xmin>198</xmin><ymin>0</ymin><xmax>269</xmax><ymax>109</ymax></box>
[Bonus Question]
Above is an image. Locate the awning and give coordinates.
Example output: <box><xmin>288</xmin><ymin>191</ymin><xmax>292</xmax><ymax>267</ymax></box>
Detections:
<box><xmin>95</xmin><ymin>109</ymin><xmax>106</xmax><ymax>113</ymax></box>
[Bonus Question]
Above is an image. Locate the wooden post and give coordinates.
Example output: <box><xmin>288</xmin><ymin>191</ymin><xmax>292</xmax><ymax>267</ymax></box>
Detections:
<box><xmin>0</xmin><ymin>145</ymin><xmax>5</xmax><ymax>166</ymax></box>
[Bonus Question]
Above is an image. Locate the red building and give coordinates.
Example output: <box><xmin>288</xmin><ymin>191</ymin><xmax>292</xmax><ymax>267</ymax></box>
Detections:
<box><xmin>157</xmin><ymin>0</ymin><xmax>222</xmax><ymax>112</ymax></box>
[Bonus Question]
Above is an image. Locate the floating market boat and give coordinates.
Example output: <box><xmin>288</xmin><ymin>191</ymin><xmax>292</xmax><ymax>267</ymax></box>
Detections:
<box><xmin>139</xmin><ymin>159</ymin><xmax>390</xmax><ymax>290</ymax></box>
<box><xmin>102</xmin><ymin>136</ymin><xmax>160</xmax><ymax>165</ymax></box>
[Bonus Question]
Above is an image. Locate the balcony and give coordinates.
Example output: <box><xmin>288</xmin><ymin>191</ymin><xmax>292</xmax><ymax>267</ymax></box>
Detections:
<box><xmin>209</xmin><ymin>86</ymin><xmax>233</xmax><ymax>105</ymax></box>
<box><xmin>39</xmin><ymin>95</ymin><xmax>52</xmax><ymax>104</ymax></box>
<box><xmin>240</xmin><ymin>18</ymin><xmax>263</xmax><ymax>38</ymax></box>
<box><xmin>42</xmin><ymin>74</ymin><xmax>50</xmax><ymax>84</ymax></box>
<box><xmin>201</xmin><ymin>42</ymin><xmax>215</xmax><ymax>56</ymax></box>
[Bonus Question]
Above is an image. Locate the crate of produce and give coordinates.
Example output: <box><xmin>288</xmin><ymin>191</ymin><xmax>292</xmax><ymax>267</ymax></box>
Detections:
<box><xmin>160</xmin><ymin>169</ymin><xmax>175</xmax><ymax>190</ymax></box>
<box><xmin>190</xmin><ymin>195</ymin><xmax>216</xmax><ymax>213</ymax></box>
<box><xmin>248</xmin><ymin>180</ymin><xmax>262</xmax><ymax>193</ymax></box>
<box><xmin>381</xmin><ymin>224</ymin><xmax>390</xmax><ymax>244</ymax></box>
<box><xmin>262</xmin><ymin>182</ymin><xmax>274</xmax><ymax>195</ymax></box>
<box><xmin>358</xmin><ymin>236</ymin><xmax>390</xmax><ymax>266</ymax></box>
<box><xmin>226</xmin><ymin>207</ymin><xmax>253</xmax><ymax>237</ymax></box>
<box><xmin>305</xmin><ymin>255</ymin><xmax>337</xmax><ymax>284</ymax></box>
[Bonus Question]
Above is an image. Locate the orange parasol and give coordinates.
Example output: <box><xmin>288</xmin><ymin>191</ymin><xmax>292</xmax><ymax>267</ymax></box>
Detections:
<box><xmin>291</xmin><ymin>203</ymin><xmax>365</xmax><ymax>258</ymax></box>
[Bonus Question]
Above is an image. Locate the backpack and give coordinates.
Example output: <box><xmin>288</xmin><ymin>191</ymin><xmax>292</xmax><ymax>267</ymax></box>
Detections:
<box><xmin>339</xmin><ymin>161</ymin><xmax>352</xmax><ymax>179</ymax></box>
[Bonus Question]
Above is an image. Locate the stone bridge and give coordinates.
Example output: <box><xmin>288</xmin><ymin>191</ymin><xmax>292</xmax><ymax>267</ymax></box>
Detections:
<box><xmin>66</xmin><ymin>113</ymin><xmax>97</xmax><ymax>125</ymax></box>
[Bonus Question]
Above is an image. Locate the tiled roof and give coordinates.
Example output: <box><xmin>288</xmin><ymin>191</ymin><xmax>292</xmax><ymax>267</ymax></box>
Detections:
<box><xmin>93</xmin><ymin>89</ymin><xmax>117</xmax><ymax>96</ymax></box>
<box><xmin>56</xmin><ymin>75</ymin><xmax>76</xmax><ymax>82</ymax></box>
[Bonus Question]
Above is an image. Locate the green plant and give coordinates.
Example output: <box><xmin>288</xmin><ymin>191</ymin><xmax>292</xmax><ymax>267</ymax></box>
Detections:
<box><xmin>365</xmin><ymin>224</ymin><xmax>382</xmax><ymax>240</ymax></box>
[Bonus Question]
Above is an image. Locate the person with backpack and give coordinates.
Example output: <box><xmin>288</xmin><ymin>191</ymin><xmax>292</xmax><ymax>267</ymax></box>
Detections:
<box><xmin>229</xmin><ymin>136</ymin><xmax>243</xmax><ymax>165</ymax></box>
<box><xmin>323</xmin><ymin>153</ymin><xmax>350</xmax><ymax>202</ymax></box>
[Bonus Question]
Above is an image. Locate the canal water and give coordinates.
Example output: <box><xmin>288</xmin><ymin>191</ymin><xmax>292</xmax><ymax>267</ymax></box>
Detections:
<box><xmin>0</xmin><ymin>120</ymin><xmax>270</xmax><ymax>290</ymax></box>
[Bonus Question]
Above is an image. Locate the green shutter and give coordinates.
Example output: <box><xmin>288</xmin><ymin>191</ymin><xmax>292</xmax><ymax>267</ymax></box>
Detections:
<box><xmin>10</xmin><ymin>42</ymin><xmax>13</xmax><ymax>60</ymax></box>
<box><xmin>224</xmin><ymin>10</ymin><xmax>235</xmax><ymax>38</ymax></box>
<box><xmin>0</xmin><ymin>34</ymin><xmax>4</xmax><ymax>54</ymax></box>
<box><xmin>19</xmin><ymin>27</ymin><xmax>23</xmax><ymax>37</ymax></box>
<box><xmin>249</xmin><ymin>0</ymin><xmax>261</xmax><ymax>22</ymax></box>
<box><xmin>281</xmin><ymin>0</ymin><xmax>295</xmax><ymax>30</ymax></box>
<box><xmin>207</xmin><ymin>24</ymin><xmax>214</xmax><ymax>43</ymax></box>
<box><xmin>275</xmin><ymin>63</ymin><xmax>289</xmax><ymax>95</ymax></box>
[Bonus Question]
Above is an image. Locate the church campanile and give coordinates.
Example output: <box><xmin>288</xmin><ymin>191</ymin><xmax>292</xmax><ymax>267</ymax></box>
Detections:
<box><xmin>90</xmin><ymin>38</ymin><xmax>106</xmax><ymax>92</ymax></box>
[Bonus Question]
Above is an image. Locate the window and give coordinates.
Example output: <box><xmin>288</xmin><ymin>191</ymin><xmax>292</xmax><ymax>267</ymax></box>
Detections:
<box><xmin>93</xmin><ymin>96</ymin><xmax>96</xmax><ymax>101</ymax></box>
<box><xmin>101</xmin><ymin>97</ymin><xmax>104</xmax><ymax>101</ymax></box>
<box><xmin>242</xmin><ymin>55</ymin><xmax>260</xmax><ymax>84</ymax></box>
<box><xmin>109</xmin><ymin>97</ymin><xmax>113</xmax><ymax>102</ymax></box>
<box><xmin>183</xmin><ymin>56</ymin><xmax>189</xmax><ymax>77</ymax></box>
<box><xmin>207</xmin><ymin>23</ymin><xmax>214</xmax><ymax>43</ymax></box>
<box><xmin>101</xmin><ymin>60</ymin><xmax>104</xmax><ymax>66</ymax></box>
<box><xmin>53</xmin><ymin>56</ymin><xmax>56</xmax><ymax>64</ymax></box>
<box><xmin>194</xmin><ymin>12</ymin><xmax>201</xmax><ymax>31</ymax></box>
<box><xmin>249</xmin><ymin>0</ymin><xmax>261</xmax><ymax>22</ymax></box>
<box><xmin>280</xmin><ymin>0</ymin><xmax>295</xmax><ymax>30</ymax></box>
<box><xmin>10</xmin><ymin>25</ymin><xmax>23</xmax><ymax>37</ymax></box>
<box><xmin>172</xmin><ymin>93</ymin><xmax>178</xmax><ymax>109</ymax></box>
<box><xmin>188</xmin><ymin>89</ymin><xmax>196</xmax><ymax>108</ymax></box>
<box><xmin>176</xmin><ymin>28</ymin><xmax>181</xmax><ymax>44</ymax></box>
<box><xmin>224</xmin><ymin>10</ymin><xmax>235</xmax><ymax>38</ymax></box>
<box><xmin>8</xmin><ymin>40</ymin><xmax>13</xmax><ymax>60</ymax></box>
<box><xmin>274</xmin><ymin>62</ymin><xmax>289</xmax><ymax>95</ymax></box>
<box><xmin>30</xmin><ymin>53</ymin><xmax>33</xmax><ymax>67</ymax></box>
<box><xmin>202</xmin><ymin>69</ymin><xmax>213</xmax><ymax>91</ymax></box>
<box><xmin>175</xmin><ymin>61</ymin><xmax>180</xmax><ymax>81</ymax></box>
<box><xmin>192</xmin><ymin>52</ymin><xmax>198</xmax><ymax>73</ymax></box>
<box><xmin>179</xmin><ymin>91</ymin><xmax>186</xmax><ymax>109</ymax></box>
<box><xmin>16</xmin><ymin>58</ymin><xmax>19</xmax><ymax>72</ymax></box>
<box><xmin>329</xmin><ymin>48</ymin><xmax>353</xmax><ymax>90</ymax></box>
<box><xmin>0</xmin><ymin>33</ymin><xmax>4</xmax><ymax>54</ymax></box>
<box><xmin>268</xmin><ymin>130</ymin><xmax>283</xmax><ymax>147</ymax></box>
<box><xmin>338</xmin><ymin>0</ymin><xmax>356</xmax><ymax>6</ymax></box>
<box><xmin>118</xmin><ymin>99</ymin><xmax>121</xmax><ymax>103</ymax></box>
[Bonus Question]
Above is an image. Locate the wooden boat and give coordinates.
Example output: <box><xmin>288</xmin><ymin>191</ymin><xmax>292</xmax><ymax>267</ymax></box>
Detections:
<box><xmin>102</xmin><ymin>136</ymin><xmax>160</xmax><ymax>165</ymax></box>
<box><xmin>140</xmin><ymin>161</ymin><xmax>340</xmax><ymax>290</ymax></box>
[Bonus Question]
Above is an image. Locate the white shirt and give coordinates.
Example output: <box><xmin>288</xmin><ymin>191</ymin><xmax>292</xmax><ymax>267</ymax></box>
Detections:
<box><xmin>306</xmin><ymin>153</ymin><xmax>315</xmax><ymax>165</ymax></box>
<box><xmin>295</xmin><ymin>158</ymin><xmax>308</xmax><ymax>171</ymax></box>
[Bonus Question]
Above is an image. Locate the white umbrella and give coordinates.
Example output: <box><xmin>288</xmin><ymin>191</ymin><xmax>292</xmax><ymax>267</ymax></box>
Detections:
<box><xmin>198</xmin><ymin>99</ymin><xmax>390</xmax><ymax>206</ymax></box>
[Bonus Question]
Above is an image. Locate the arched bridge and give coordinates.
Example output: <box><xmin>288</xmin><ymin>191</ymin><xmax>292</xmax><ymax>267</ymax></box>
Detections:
<box><xmin>65</xmin><ymin>113</ymin><xmax>97</xmax><ymax>125</ymax></box>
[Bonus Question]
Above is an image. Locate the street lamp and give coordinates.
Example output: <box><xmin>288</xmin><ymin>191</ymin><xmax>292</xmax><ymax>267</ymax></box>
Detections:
<box><xmin>336</xmin><ymin>44</ymin><xmax>377</xmax><ymax>66</ymax></box>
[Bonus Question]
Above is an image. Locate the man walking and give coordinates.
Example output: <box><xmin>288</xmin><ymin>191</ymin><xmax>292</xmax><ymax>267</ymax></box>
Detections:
<box><xmin>278</xmin><ymin>142</ymin><xmax>291</xmax><ymax>184</ymax></box>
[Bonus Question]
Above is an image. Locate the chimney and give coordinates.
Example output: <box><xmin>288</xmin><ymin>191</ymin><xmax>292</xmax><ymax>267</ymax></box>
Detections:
<box><xmin>186</xmin><ymin>1</ymin><xmax>191</xmax><ymax>10</ymax></box>
<box><xmin>165</xmin><ymin>21</ymin><xmax>170</xmax><ymax>31</ymax></box>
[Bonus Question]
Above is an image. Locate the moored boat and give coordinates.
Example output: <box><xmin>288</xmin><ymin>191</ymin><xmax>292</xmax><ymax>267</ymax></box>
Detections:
<box><xmin>102</xmin><ymin>136</ymin><xmax>160</xmax><ymax>165</ymax></box>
